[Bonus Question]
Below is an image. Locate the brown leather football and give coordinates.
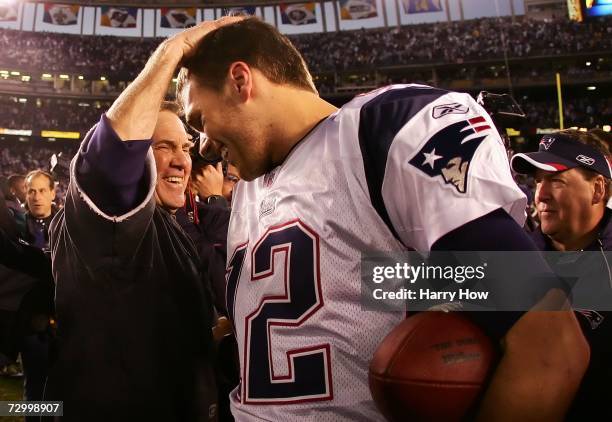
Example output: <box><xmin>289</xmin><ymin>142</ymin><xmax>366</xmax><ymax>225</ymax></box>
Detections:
<box><xmin>369</xmin><ymin>312</ymin><xmax>497</xmax><ymax>422</ymax></box>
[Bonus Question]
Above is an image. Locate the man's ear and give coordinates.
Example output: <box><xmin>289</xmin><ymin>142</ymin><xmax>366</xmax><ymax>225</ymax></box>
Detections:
<box><xmin>592</xmin><ymin>175</ymin><xmax>606</xmax><ymax>205</ymax></box>
<box><xmin>228</xmin><ymin>62</ymin><xmax>252</xmax><ymax>102</ymax></box>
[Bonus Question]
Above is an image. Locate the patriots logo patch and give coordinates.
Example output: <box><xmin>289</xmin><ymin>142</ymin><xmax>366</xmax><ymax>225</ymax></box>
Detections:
<box><xmin>540</xmin><ymin>136</ymin><xmax>555</xmax><ymax>150</ymax></box>
<box><xmin>408</xmin><ymin>117</ymin><xmax>491</xmax><ymax>194</ymax></box>
<box><xmin>575</xmin><ymin>308</ymin><xmax>604</xmax><ymax>330</ymax></box>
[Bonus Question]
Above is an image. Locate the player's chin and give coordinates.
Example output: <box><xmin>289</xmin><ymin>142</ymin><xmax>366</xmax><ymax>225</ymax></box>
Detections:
<box><xmin>239</xmin><ymin>172</ymin><xmax>260</xmax><ymax>182</ymax></box>
<box><xmin>234</xmin><ymin>161</ymin><xmax>265</xmax><ymax>182</ymax></box>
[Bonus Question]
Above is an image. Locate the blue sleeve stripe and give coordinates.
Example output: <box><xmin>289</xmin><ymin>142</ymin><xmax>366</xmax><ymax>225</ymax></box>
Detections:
<box><xmin>357</xmin><ymin>86</ymin><xmax>447</xmax><ymax>242</ymax></box>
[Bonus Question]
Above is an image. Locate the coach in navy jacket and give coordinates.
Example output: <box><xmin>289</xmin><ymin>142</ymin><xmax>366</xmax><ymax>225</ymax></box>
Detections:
<box><xmin>47</xmin><ymin>113</ymin><xmax>218</xmax><ymax>421</ymax></box>
<box><xmin>511</xmin><ymin>128</ymin><xmax>612</xmax><ymax>420</ymax></box>
<box><xmin>531</xmin><ymin>209</ymin><xmax>612</xmax><ymax>420</ymax></box>
<box><xmin>46</xmin><ymin>62</ymin><xmax>220</xmax><ymax>422</ymax></box>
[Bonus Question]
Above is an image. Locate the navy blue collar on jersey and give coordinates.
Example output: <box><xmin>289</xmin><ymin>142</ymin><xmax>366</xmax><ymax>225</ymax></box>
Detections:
<box><xmin>511</xmin><ymin>133</ymin><xmax>611</xmax><ymax>179</ymax></box>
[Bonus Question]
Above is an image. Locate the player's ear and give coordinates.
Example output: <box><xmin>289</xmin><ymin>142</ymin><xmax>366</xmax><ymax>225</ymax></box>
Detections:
<box><xmin>228</xmin><ymin>61</ymin><xmax>252</xmax><ymax>102</ymax></box>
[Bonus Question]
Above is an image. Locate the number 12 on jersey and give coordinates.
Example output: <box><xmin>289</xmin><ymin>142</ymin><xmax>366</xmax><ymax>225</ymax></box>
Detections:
<box><xmin>226</xmin><ymin>220</ymin><xmax>334</xmax><ymax>404</ymax></box>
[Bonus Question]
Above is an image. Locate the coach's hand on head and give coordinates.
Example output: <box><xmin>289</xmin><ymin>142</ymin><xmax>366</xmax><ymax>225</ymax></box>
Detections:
<box><xmin>171</xmin><ymin>16</ymin><xmax>244</xmax><ymax>61</ymax></box>
<box><xmin>105</xmin><ymin>16</ymin><xmax>243</xmax><ymax>142</ymax></box>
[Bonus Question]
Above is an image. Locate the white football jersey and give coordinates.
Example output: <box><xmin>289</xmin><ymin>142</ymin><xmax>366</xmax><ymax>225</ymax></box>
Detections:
<box><xmin>226</xmin><ymin>84</ymin><xmax>526</xmax><ymax>421</ymax></box>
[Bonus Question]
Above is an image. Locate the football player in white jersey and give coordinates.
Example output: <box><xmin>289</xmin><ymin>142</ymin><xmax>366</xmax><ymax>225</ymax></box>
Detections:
<box><xmin>166</xmin><ymin>17</ymin><xmax>587</xmax><ymax>421</ymax></box>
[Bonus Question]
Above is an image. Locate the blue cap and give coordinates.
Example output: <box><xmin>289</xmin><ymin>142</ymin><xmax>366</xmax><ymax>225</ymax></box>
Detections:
<box><xmin>511</xmin><ymin>133</ymin><xmax>611</xmax><ymax>179</ymax></box>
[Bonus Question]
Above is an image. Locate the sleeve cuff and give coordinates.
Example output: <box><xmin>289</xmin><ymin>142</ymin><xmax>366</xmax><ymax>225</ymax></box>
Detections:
<box><xmin>71</xmin><ymin>119</ymin><xmax>157</xmax><ymax>222</ymax></box>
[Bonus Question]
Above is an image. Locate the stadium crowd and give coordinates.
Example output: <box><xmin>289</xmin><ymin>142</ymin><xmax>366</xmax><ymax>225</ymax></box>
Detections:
<box><xmin>0</xmin><ymin>96</ymin><xmax>110</xmax><ymax>133</ymax></box>
<box><xmin>0</xmin><ymin>16</ymin><xmax>609</xmax><ymax>77</ymax></box>
<box><xmin>292</xmin><ymin>15</ymin><xmax>611</xmax><ymax>71</ymax></box>
<box><xmin>1</xmin><ymin>95</ymin><xmax>608</xmax><ymax>134</ymax></box>
<box><xmin>522</xmin><ymin>97</ymin><xmax>612</xmax><ymax>129</ymax></box>
<box><xmin>0</xmin><ymin>30</ymin><xmax>154</xmax><ymax>78</ymax></box>
<box><xmin>0</xmin><ymin>142</ymin><xmax>74</xmax><ymax>204</ymax></box>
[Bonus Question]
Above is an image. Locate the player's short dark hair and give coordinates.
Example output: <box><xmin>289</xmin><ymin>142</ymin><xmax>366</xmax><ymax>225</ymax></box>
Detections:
<box><xmin>177</xmin><ymin>17</ymin><xmax>316</xmax><ymax>97</ymax></box>
<box><xmin>160</xmin><ymin>100</ymin><xmax>183</xmax><ymax>117</ymax></box>
<box><xmin>559</xmin><ymin>129</ymin><xmax>612</xmax><ymax>202</ymax></box>
<box><xmin>25</xmin><ymin>170</ymin><xmax>55</xmax><ymax>191</ymax></box>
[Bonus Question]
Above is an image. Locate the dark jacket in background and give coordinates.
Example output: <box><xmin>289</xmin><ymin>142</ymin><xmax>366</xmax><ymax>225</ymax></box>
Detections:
<box><xmin>0</xmin><ymin>195</ymin><xmax>53</xmax><ymax>363</ymax></box>
<box><xmin>176</xmin><ymin>200</ymin><xmax>230</xmax><ymax>316</ymax></box>
<box><xmin>0</xmin><ymin>195</ymin><xmax>55</xmax><ymax>408</ymax></box>
<box><xmin>530</xmin><ymin>209</ymin><xmax>612</xmax><ymax>420</ymax></box>
<box><xmin>24</xmin><ymin>208</ymin><xmax>57</xmax><ymax>251</ymax></box>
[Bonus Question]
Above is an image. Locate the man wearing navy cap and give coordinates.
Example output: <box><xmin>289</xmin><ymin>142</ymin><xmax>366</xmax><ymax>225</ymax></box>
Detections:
<box><xmin>511</xmin><ymin>129</ymin><xmax>611</xmax><ymax>252</ymax></box>
<box><xmin>511</xmin><ymin>128</ymin><xmax>612</xmax><ymax>419</ymax></box>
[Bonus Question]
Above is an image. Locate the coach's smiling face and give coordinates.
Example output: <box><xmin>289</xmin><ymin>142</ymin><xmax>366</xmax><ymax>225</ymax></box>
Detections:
<box><xmin>151</xmin><ymin>110</ymin><xmax>194</xmax><ymax>212</ymax></box>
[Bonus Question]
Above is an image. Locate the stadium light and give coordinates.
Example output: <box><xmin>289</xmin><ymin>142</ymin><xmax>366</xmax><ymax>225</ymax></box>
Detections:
<box><xmin>0</xmin><ymin>70</ymin><xmax>8</xmax><ymax>74</ymax></box>
<box><xmin>59</xmin><ymin>74</ymin><xmax>70</xmax><ymax>80</ymax></box>
<box><xmin>18</xmin><ymin>98</ymin><xmax>27</xmax><ymax>103</ymax></box>
<box><xmin>10</xmin><ymin>71</ymin><xmax>19</xmax><ymax>76</ymax></box>
<box><xmin>586</xmin><ymin>61</ymin><xmax>592</xmax><ymax>66</ymax></box>
<box><xmin>41</xmin><ymin>74</ymin><xmax>52</xmax><ymax>79</ymax></box>
<box><xmin>78</xmin><ymin>75</ymin><xmax>84</xmax><ymax>80</ymax></box>
<box><xmin>587</xmin><ymin>86</ymin><xmax>597</xmax><ymax>90</ymax></box>
<box><xmin>100</xmin><ymin>76</ymin><xmax>106</xmax><ymax>81</ymax></box>
<box><xmin>603</xmin><ymin>125</ymin><xmax>611</xmax><ymax>132</ymax></box>
<box><xmin>21</xmin><ymin>75</ymin><xmax>30</xmax><ymax>82</ymax></box>
<box><xmin>42</xmin><ymin>130</ymin><xmax>79</xmax><ymax>139</ymax></box>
